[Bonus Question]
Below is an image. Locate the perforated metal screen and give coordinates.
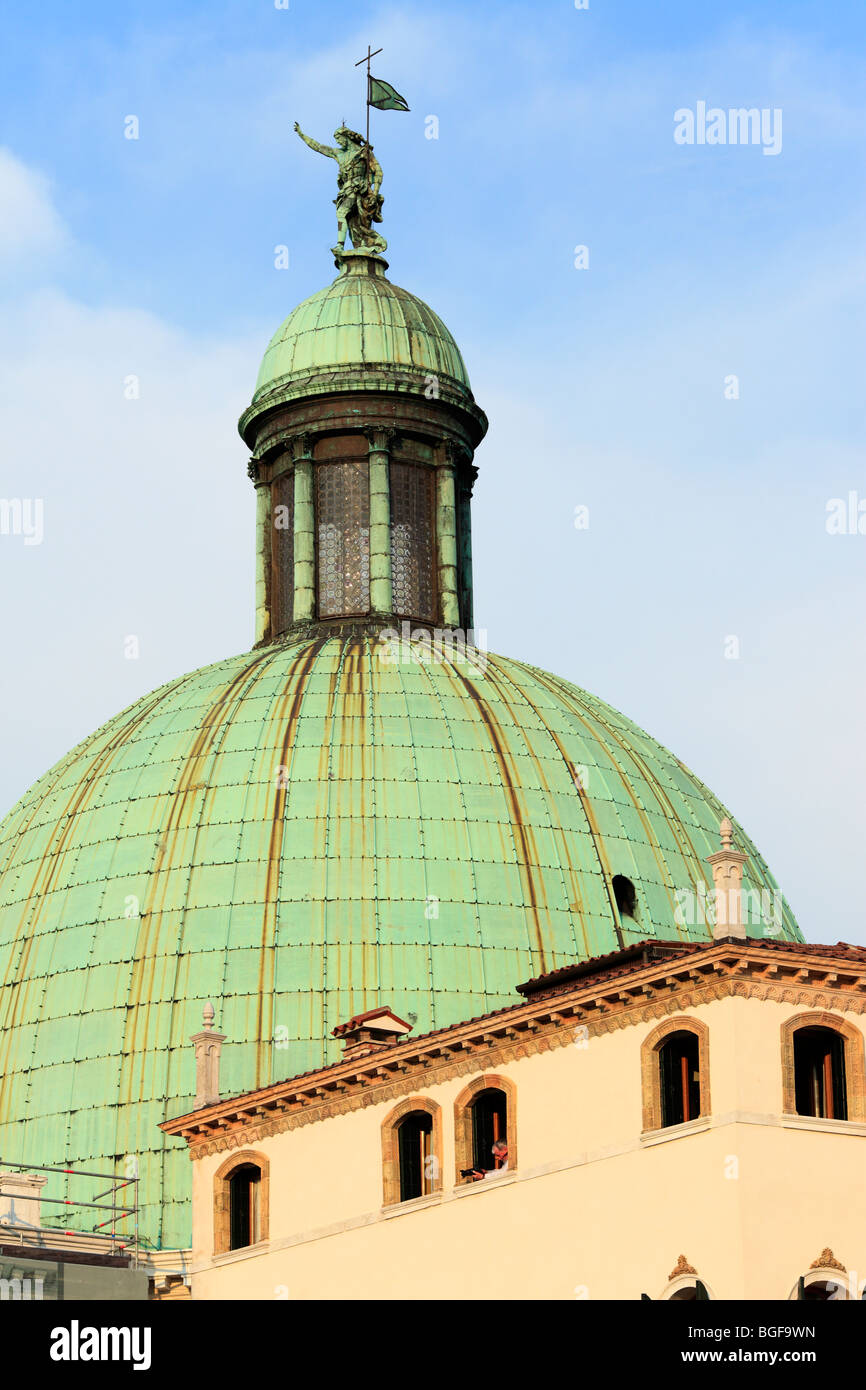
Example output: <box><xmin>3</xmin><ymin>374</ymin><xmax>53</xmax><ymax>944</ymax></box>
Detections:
<box><xmin>271</xmin><ymin>471</ymin><xmax>294</xmax><ymax>634</ymax></box>
<box><xmin>391</xmin><ymin>462</ymin><xmax>436</xmax><ymax>622</ymax></box>
<box><xmin>316</xmin><ymin>460</ymin><xmax>370</xmax><ymax>617</ymax></box>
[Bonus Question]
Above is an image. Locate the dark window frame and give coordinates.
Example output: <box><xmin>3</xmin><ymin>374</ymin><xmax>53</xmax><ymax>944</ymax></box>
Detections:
<box><xmin>659</xmin><ymin>1030</ymin><xmax>702</xmax><ymax>1127</ymax></box>
<box><xmin>228</xmin><ymin>1163</ymin><xmax>261</xmax><ymax>1251</ymax></box>
<box><xmin>470</xmin><ymin>1088</ymin><xmax>508</xmax><ymax>1173</ymax></box>
<box><xmin>396</xmin><ymin>1110</ymin><xmax>434</xmax><ymax>1202</ymax></box>
<box><xmin>793</xmin><ymin>1026</ymin><xmax>848</xmax><ymax>1120</ymax></box>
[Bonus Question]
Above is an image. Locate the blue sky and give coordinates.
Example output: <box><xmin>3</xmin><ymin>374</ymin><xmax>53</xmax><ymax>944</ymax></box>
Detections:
<box><xmin>1</xmin><ymin>1</ymin><xmax>865</xmax><ymax>943</ymax></box>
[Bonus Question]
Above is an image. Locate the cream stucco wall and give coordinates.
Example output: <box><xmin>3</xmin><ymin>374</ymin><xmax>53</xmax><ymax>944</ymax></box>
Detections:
<box><xmin>179</xmin><ymin>994</ymin><xmax>866</xmax><ymax>1300</ymax></box>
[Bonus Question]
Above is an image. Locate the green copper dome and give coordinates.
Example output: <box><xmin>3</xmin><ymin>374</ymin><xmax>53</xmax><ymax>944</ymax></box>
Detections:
<box><xmin>0</xmin><ymin>633</ymin><xmax>799</xmax><ymax>1247</ymax></box>
<box><xmin>249</xmin><ymin>255</ymin><xmax>474</xmax><ymax>414</ymax></box>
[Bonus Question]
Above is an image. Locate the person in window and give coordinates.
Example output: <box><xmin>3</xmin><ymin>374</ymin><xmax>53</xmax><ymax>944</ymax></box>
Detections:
<box><xmin>469</xmin><ymin>1138</ymin><xmax>509</xmax><ymax>1180</ymax></box>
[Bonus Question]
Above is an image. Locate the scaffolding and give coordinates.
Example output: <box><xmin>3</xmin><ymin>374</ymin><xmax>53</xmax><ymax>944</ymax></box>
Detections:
<box><xmin>0</xmin><ymin>1158</ymin><xmax>140</xmax><ymax>1262</ymax></box>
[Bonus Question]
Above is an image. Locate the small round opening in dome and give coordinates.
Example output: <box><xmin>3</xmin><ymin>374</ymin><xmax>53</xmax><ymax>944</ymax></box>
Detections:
<box><xmin>613</xmin><ymin>874</ymin><xmax>638</xmax><ymax>920</ymax></box>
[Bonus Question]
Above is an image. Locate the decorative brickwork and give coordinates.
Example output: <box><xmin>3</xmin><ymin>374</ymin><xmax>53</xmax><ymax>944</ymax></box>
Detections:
<box><xmin>641</xmin><ymin>1015</ymin><xmax>711</xmax><ymax>1133</ymax></box>
<box><xmin>380</xmin><ymin>1096</ymin><xmax>443</xmax><ymax>1207</ymax></box>
<box><xmin>780</xmin><ymin>1012</ymin><xmax>866</xmax><ymax>1121</ymax></box>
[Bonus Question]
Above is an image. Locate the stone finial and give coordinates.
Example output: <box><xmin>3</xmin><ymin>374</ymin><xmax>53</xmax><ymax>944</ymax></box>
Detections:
<box><xmin>706</xmin><ymin>819</ymin><xmax>748</xmax><ymax>941</ymax></box>
<box><xmin>190</xmin><ymin>1004</ymin><xmax>226</xmax><ymax>1110</ymax></box>
<box><xmin>669</xmin><ymin>1254</ymin><xmax>697</xmax><ymax>1280</ymax></box>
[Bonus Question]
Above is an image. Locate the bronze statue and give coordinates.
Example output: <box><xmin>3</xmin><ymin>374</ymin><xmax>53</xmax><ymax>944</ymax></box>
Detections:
<box><xmin>294</xmin><ymin>121</ymin><xmax>387</xmax><ymax>258</ymax></box>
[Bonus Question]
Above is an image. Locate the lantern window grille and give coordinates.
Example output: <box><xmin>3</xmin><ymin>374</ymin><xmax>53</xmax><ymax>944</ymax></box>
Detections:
<box><xmin>316</xmin><ymin>460</ymin><xmax>370</xmax><ymax>617</ymax></box>
<box><xmin>271</xmin><ymin>472</ymin><xmax>294</xmax><ymax>634</ymax></box>
<box><xmin>391</xmin><ymin>462</ymin><xmax>435</xmax><ymax>622</ymax></box>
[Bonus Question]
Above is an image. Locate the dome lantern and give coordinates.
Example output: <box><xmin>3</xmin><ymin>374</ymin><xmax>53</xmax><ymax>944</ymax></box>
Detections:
<box><xmin>239</xmin><ymin>251</ymin><xmax>488</xmax><ymax>646</ymax></box>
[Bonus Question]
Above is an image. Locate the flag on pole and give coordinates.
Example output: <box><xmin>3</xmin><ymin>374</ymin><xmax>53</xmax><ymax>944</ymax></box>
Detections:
<box><xmin>368</xmin><ymin>76</ymin><xmax>410</xmax><ymax>112</ymax></box>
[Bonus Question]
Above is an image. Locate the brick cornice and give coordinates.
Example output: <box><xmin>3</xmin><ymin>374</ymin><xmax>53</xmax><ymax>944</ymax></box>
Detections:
<box><xmin>160</xmin><ymin>941</ymin><xmax>866</xmax><ymax>1159</ymax></box>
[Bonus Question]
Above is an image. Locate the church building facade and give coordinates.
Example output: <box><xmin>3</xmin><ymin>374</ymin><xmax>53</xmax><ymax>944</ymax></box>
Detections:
<box><xmin>163</xmin><ymin>931</ymin><xmax>866</xmax><ymax>1301</ymax></box>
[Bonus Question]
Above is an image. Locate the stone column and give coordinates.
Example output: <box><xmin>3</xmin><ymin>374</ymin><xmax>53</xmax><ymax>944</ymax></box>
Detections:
<box><xmin>190</xmin><ymin>1003</ymin><xmax>227</xmax><ymax>1109</ymax></box>
<box><xmin>292</xmin><ymin>434</ymin><xmax>316</xmax><ymax>623</ymax></box>
<box><xmin>437</xmin><ymin>447</ymin><xmax>460</xmax><ymax>629</ymax></box>
<box><xmin>249</xmin><ymin>459</ymin><xmax>271</xmax><ymax>645</ymax></box>
<box><xmin>366</xmin><ymin>428</ymin><xmax>394</xmax><ymax>615</ymax></box>
<box><xmin>457</xmin><ymin>472</ymin><xmax>476</xmax><ymax>633</ymax></box>
<box><xmin>706</xmin><ymin>819</ymin><xmax>749</xmax><ymax>940</ymax></box>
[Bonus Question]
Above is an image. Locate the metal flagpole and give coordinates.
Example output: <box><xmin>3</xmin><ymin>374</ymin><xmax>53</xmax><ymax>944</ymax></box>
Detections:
<box><xmin>355</xmin><ymin>44</ymin><xmax>383</xmax><ymax>189</ymax></box>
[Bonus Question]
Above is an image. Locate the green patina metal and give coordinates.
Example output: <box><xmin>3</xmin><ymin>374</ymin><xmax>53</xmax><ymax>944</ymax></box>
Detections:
<box><xmin>294</xmin><ymin>120</ymin><xmax>388</xmax><ymax>258</ymax></box>
<box><xmin>247</xmin><ymin>255</ymin><xmax>474</xmax><ymax>419</ymax></box>
<box><xmin>0</xmin><ymin>635</ymin><xmax>799</xmax><ymax>1248</ymax></box>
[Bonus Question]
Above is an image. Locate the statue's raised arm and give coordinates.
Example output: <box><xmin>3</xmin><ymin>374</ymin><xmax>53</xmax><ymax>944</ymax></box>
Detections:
<box><xmin>293</xmin><ymin>121</ymin><xmax>339</xmax><ymax>161</ymax></box>
<box><xmin>294</xmin><ymin>119</ymin><xmax>388</xmax><ymax>262</ymax></box>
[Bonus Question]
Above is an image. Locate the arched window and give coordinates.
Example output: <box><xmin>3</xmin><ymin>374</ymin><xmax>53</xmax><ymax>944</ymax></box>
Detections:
<box><xmin>398</xmin><ymin>1111</ymin><xmax>434</xmax><ymax>1202</ymax></box>
<box><xmin>793</xmin><ymin>1252</ymin><xmax>850</xmax><ymax>1301</ymax></box>
<box><xmin>213</xmin><ymin>1150</ymin><xmax>270</xmax><ymax>1255</ymax></box>
<box><xmin>660</xmin><ymin>1255</ymin><xmax>713</xmax><ymax>1300</ymax></box>
<box><xmin>781</xmin><ymin>1013</ymin><xmax>866</xmax><ymax>1122</ymax></box>
<box><xmin>659</xmin><ymin>1031</ymin><xmax>701</xmax><ymax>1127</ymax></box>
<box><xmin>469</xmin><ymin>1088</ymin><xmax>508</xmax><ymax>1174</ymax></box>
<box><xmin>454</xmin><ymin>1074</ymin><xmax>517</xmax><ymax>1184</ymax></box>
<box><xmin>641</xmin><ymin>1017</ymin><xmax>711</xmax><ymax>1133</ymax></box>
<box><xmin>229</xmin><ymin>1164</ymin><xmax>261</xmax><ymax>1249</ymax></box>
<box><xmin>381</xmin><ymin>1098</ymin><xmax>442</xmax><ymax>1207</ymax></box>
<box><xmin>794</xmin><ymin>1027</ymin><xmax>847</xmax><ymax>1120</ymax></box>
<box><xmin>668</xmin><ymin>1281</ymin><xmax>710</xmax><ymax>1301</ymax></box>
<box><xmin>797</xmin><ymin>1276</ymin><xmax>847</xmax><ymax>1301</ymax></box>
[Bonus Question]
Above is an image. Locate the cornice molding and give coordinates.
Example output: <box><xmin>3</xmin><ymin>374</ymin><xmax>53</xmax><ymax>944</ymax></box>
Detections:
<box><xmin>164</xmin><ymin>942</ymin><xmax>866</xmax><ymax>1160</ymax></box>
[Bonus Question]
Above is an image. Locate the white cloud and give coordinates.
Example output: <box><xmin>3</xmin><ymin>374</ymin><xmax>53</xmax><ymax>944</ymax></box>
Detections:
<box><xmin>0</xmin><ymin>148</ymin><xmax>67</xmax><ymax>263</ymax></box>
<box><xmin>0</xmin><ymin>279</ymin><xmax>263</xmax><ymax>812</ymax></box>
